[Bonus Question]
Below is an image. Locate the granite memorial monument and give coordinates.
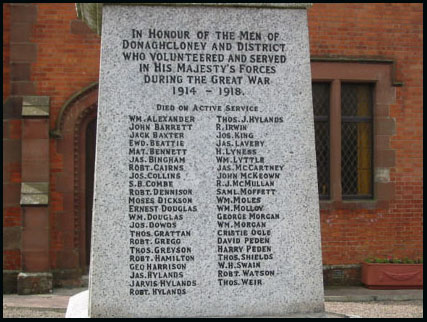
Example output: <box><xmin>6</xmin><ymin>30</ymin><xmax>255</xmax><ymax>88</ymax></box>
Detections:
<box><xmin>67</xmin><ymin>3</ymin><xmax>325</xmax><ymax>318</ymax></box>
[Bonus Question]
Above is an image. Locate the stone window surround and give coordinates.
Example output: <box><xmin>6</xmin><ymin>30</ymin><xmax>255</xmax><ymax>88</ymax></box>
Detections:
<box><xmin>51</xmin><ymin>85</ymin><xmax>98</xmax><ymax>273</ymax></box>
<box><xmin>311</xmin><ymin>60</ymin><xmax>398</xmax><ymax>211</ymax></box>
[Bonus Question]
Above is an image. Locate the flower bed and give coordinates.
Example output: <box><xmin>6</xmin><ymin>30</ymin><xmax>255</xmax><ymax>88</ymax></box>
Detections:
<box><xmin>361</xmin><ymin>258</ymin><xmax>423</xmax><ymax>289</ymax></box>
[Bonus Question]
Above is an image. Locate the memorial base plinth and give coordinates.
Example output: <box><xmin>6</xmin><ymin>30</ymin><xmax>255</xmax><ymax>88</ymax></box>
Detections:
<box><xmin>65</xmin><ymin>290</ymin><xmax>89</xmax><ymax>318</ymax></box>
<box><xmin>65</xmin><ymin>290</ymin><xmax>357</xmax><ymax>318</ymax></box>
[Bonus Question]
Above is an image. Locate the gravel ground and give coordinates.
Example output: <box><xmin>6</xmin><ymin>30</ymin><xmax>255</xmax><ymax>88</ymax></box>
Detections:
<box><xmin>3</xmin><ymin>301</ymin><xmax>423</xmax><ymax>318</ymax></box>
<box><xmin>3</xmin><ymin>307</ymin><xmax>65</xmax><ymax>318</ymax></box>
<box><xmin>325</xmin><ymin>300</ymin><xmax>423</xmax><ymax>318</ymax></box>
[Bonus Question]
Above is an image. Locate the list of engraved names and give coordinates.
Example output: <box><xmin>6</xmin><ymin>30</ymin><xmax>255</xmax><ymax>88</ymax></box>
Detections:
<box><xmin>123</xmin><ymin>26</ymin><xmax>289</xmax><ymax>296</ymax></box>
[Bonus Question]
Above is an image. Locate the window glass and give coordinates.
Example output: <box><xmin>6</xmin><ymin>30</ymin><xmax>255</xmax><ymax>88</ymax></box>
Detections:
<box><xmin>341</xmin><ymin>84</ymin><xmax>373</xmax><ymax>199</ymax></box>
<box><xmin>312</xmin><ymin>83</ymin><xmax>330</xmax><ymax>199</ymax></box>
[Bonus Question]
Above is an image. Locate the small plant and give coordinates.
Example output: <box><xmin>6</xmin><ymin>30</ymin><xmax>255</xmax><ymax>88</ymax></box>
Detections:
<box><xmin>362</xmin><ymin>256</ymin><xmax>423</xmax><ymax>289</ymax></box>
<box><xmin>364</xmin><ymin>256</ymin><xmax>423</xmax><ymax>264</ymax></box>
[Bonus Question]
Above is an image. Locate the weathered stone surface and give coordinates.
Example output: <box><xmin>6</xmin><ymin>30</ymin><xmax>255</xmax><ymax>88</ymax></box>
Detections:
<box><xmin>89</xmin><ymin>4</ymin><xmax>323</xmax><ymax>318</ymax></box>
<box><xmin>17</xmin><ymin>272</ymin><xmax>53</xmax><ymax>295</ymax></box>
<box><xmin>67</xmin><ymin>290</ymin><xmax>350</xmax><ymax>318</ymax></box>
<box><xmin>76</xmin><ymin>3</ymin><xmax>312</xmax><ymax>35</ymax></box>
<box><xmin>20</xmin><ymin>182</ymin><xmax>49</xmax><ymax>206</ymax></box>
<box><xmin>21</xmin><ymin>96</ymin><xmax>50</xmax><ymax>117</ymax></box>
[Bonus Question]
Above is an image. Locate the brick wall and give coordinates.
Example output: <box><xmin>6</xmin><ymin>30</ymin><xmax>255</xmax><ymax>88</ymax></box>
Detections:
<box><xmin>2</xmin><ymin>3</ymin><xmax>423</xmax><ymax>286</ymax></box>
<box><xmin>308</xmin><ymin>3</ymin><xmax>423</xmax><ymax>264</ymax></box>
<box><xmin>3</xmin><ymin>4</ymin><xmax>10</xmax><ymax>99</ymax></box>
<box><xmin>3</xmin><ymin>3</ymin><xmax>23</xmax><ymax>277</ymax></box>
<box><xmin>29</xmin><ymin>3</ymin><xmax>100</xmax><ymax>272</ymax></box>
<box><xmin>30</xmin><ymin>3</ymin><xmax>100</xmax><ymax>128</ymax></box>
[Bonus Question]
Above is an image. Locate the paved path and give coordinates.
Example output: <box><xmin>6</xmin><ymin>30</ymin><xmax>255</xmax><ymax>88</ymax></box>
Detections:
<box><xmin>3</xmin><ymin>287</ymin><xmax>87</xmax><ymax>310</ymax></box>
<box><xmin>325</xmin><ymin>300</ymin><xmax>423</xmax><ymax>318</ymax></box>
<box><xmin>324</xmin><ymin>286</ymin><xmax>423</xmax><ymax>302</ymax></box>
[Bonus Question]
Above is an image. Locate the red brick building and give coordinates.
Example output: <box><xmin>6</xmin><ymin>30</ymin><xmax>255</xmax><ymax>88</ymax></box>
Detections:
<box><xmin>3</xmin><ymin>3</ymin><xmax>423</xmax><ymax>293</ymax></box>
